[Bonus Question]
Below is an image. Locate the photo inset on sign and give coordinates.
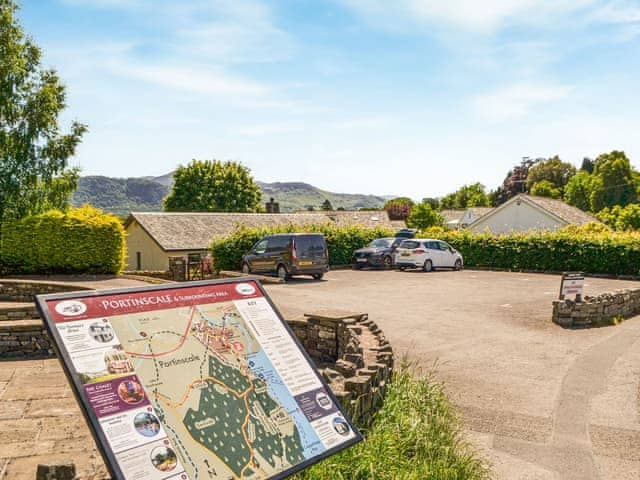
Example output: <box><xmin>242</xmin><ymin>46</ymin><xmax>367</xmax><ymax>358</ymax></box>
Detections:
<box><xmin>150</xmin><ymin>445</ymin><xmax>178</xmax><ymax>472</ymax></box>
<box><xmin>89</xmin><ymin>321</ymin><xmax>115</xmax><ymax>343</ymax></box>
<box><xmin>134</xmin><ymin>411</ymin><xmax>161</xmax><ymax>438</ymax></box>
<box><xmin>117</xmin><ymin>379</ymin><xmax>145</xmax><ymax>405</ymax></box>
<box><xmin>104</xmin><ymin>347</ymin><xmax>134</xmax><ymax>376</ymax></box>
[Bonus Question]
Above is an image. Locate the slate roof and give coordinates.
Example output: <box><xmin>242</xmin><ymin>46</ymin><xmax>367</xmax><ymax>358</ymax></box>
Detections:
<box><xmin>522</xmin><ymin>195</ymin><xmax>597</xmax><ymax>225</ymax></box>
<box><xmin>126</xmin><ymin>212</ymin><xmax>332</xmax><ymax>251</ymax></box>
<box><xmin>440</xmin><ymin>210</ymin><xmax>465</xmax><ymax>224</ymax></box>
<box><xmin>320</xmin><ymin>210</ymin><xmax>394</xmax><ymax>228</ymax></box>
<box><xmin>466</xmin><ymin>207</ymin><xmax>495</xmax><ymax>219</ymax></box>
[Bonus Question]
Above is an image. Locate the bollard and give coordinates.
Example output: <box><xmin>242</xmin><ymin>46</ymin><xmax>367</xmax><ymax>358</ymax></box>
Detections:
<box><xmin>36</xmin><ymin>463</ymin><xmax>76</xmax><ymax>480</ymax></box>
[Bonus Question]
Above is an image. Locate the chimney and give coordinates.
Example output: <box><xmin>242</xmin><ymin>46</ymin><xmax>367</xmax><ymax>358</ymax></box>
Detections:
<box><xmin>265</xmin><ymin>197</ymin><xmax>280</xmax><ymax>213</ymax></box>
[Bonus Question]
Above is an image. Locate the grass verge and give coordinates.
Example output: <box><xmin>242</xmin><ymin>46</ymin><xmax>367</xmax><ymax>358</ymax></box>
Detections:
<box><xmin>293</xmin><ymin>363</ymin><xmax>490</xmax><ymax>480</ymax></box>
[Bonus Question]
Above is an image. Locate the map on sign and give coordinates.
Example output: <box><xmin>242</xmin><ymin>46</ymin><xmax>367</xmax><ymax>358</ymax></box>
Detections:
<box><xmin>38</xmin><ymin>280</ymin><xmax>360</xmax><ymax>480</ymax></box>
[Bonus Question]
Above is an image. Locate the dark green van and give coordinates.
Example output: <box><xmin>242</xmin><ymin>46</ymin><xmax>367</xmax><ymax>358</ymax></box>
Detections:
<box><xmin>241</xmin><ymin>233</ymin><xmax>329</xmax><ymax>281</ymax></box>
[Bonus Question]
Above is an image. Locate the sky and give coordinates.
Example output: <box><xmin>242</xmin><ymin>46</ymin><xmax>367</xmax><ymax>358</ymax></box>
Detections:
<box><xmin>17</xmin><ymin>0</ymin><xmax>640</xmax><ymax>200</ymax></box>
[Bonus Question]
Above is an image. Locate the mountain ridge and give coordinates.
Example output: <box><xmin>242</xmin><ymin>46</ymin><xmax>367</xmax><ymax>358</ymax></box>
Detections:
<box><xmin>72</xmin><ymin>174</ymin><xmax>389</xmax><ymax>216</ymax></box>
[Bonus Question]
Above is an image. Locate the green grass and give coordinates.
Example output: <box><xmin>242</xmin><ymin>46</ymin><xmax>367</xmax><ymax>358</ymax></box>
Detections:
<box><xmin>293</xmin><ymin>363</ymin><xmax>491</xmax><ymax>480</ymax></box>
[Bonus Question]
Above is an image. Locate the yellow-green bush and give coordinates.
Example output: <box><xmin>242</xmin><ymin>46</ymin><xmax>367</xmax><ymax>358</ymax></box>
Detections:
<box><xmin>420</xmin><ymin>224</ymin><xmax>640</xmax><ymax>275</ymax></box>
<box><xmin>210</xmin><ymin>223</ymin><xmax>395</xmax><ymax>271</ymax></box>
<box><xmin>0</xmin><ymin>206</ymin><xmax>126</xmax><ymax>274</ymax></box>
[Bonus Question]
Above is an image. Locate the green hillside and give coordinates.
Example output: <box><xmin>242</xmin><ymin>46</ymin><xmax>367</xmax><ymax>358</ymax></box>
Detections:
<box><xmin>72</xmin><ymin>175</ymin><xmax>387</xmax><ymax>216</ymax></box>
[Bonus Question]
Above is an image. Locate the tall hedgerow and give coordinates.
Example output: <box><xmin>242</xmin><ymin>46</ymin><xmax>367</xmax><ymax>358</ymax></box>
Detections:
<box><xmin>210</xmin><ymin>223</ymin><xmax>394</xmax><ymax>271</ymax></box>
<box><xmin>419</xmin><ymin>224</ymin><xmax>640</xmax><ymax>276</ymax></box>
<box><xmin>0</xmin><ymin>205</ymin><xmax>126</xmax><ymax>274</ymax></box>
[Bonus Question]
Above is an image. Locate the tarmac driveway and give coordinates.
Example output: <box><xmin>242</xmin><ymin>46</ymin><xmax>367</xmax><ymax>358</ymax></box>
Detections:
<box><xmin>264</xmin><ymin>269</ymin><xmax>640</xmax><ymax>480</ymax></box>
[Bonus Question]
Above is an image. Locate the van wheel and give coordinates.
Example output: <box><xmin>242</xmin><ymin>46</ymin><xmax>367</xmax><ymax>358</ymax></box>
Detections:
<box><xmin>454</xmin><ymin>259</ymin><xmax>463</xmax><ymax>271</ymax></box>
<box><xmin>241</xmin><ymin>263</ymin><xmax>251</xmax><ymax>275</ymax></box>
<box><xmin>277</xmin><ymin>264</ymin><xmax>290</xmax><ymax>281</ymax></box>
<box><xmin>312</xmin><ymin>273</ymin><xmax>324</xmax><ymax>280</ymax></box>
<box><xmin>423</xmin><ymin>259</ymin><xmax>433</xmax><ymax>272</ymax></box>
<box><xmin>398</xmin><ymin>266</ymin><xmax>406</xmax><ymax>271</ymax></box>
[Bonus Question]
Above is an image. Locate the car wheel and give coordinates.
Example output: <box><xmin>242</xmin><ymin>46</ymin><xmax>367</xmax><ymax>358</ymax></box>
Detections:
<box><xmin>398</xmin><ymin>266</ymin><xmax>406</xmax><ymax>271</ymax></box>
<box><xmin>312</xmin><ymin>273</ymin><xmax>324</xmax><ymax>280</ymax></box>
<box><xmin>423</xmin><ymin>259</ymin><xmax>433</xmax><ymax>272</ymax></box>
<box><xmin>454</xmin><ymin>259</ymin><xmax>463</xmax><ymax>271</ymax></box>
<box><xmin>277</xmin><ymin>264</ymin><xmax>290</xmax><ymax>281</ymax></box>
<box><xmin>241</xmin><ymin>262</ymin><xmax>251</xmax><ymax>274</ymax></box>
<box><xmin>382</xmin><ymin>255</ymin><xmax>393</xmax><ymax>269</ymax></box>
<box><xmin>353</xmin><ymin>262</ymin><xmax>363</xmax><ymax>270</ymax></box>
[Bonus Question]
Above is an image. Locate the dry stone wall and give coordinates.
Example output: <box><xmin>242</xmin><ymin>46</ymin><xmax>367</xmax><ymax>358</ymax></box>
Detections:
<box><xmin>288</xmin><ymin>310</ymin><xmax>394</xmax><ymax>427</ymax></box>
<box><xmin>552</xmin><ymin>288</ymin><xmax>640</xmax><ymax>328</ymax></box>
<box><xmin>0</xmin><ymin>280</ymin><xmax>90</xmax><ymax>302</ymax></box>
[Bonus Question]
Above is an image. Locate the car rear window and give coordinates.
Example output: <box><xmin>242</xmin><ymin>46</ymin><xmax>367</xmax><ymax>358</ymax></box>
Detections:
<box><xmin>399</xmin><ymin>240</ymin><xmax>420</xmax><ymax>249</ymax></box>
<box><xmin>294</xmin><ymin>235</ymin><xmax>326</xmax><ymax>256</ymax></box>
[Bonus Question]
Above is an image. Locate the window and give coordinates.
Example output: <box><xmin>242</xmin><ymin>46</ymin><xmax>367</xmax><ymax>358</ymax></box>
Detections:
<box><xmin>426</xmin><ymin>241</ymin><xmax>439</xmax><ymax>250</ymax></box>
<box><xmin>254</xmin><ymin>240</ymin><xmax>268</xmax><ymax>253</ymax></box>
<box><xmin>136</xmin><ymin>252</ymin><xmax>141</xmax><ymax>270</ymax></box>
<box><xmin>400</xmin><ymin>240</ymin><xmax>420</xmax><ymax>249</ymax></box>
<box><xmin>295</xmin><ymin>235</ymin><xmax>326</xmax><ymax>255</ymax></box>
<box><xmin>438</xmin><ymin>241</ymin><xmax>452</xmax><ymax>251</ymax></box>
<box><xmin>266</xmin><ymin>236</ymin><xmax>291</xmax><ymax>252</ymax></box>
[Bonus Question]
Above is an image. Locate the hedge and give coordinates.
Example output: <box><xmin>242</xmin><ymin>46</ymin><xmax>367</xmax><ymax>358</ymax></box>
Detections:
<box><xmin>210</xmin><ymin>223</ymin><xmax>395</xmax><ymax>271</ymax></box>
<box><xmin>0</xmin><ymin>206</ymin><xmax>126</xmax><ymax>274</ymax></box>
<box><xmin>419</xmin><ymin>224</ymin><xmax>640</xmax><ymax>276</ymax></box>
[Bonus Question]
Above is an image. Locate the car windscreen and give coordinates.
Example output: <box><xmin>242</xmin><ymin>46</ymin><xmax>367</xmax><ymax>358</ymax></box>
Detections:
<box><xmin>294</xmin><ymin>235</ymin><xmax>326</xmax><ymax>257</ymax></box>
<box><xmin>369</xmin><ymin>238</ymin><xmax>392</xmax><ymax>248</ymax></box>
<box><xmin>399</xmin><ymin>240</ymin><xmax>420</xmax><ymax>249</ymax></box>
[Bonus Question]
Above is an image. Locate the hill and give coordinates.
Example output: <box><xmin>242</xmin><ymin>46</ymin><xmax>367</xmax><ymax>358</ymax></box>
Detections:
<box><xmin>72</xmin><ymin>175</ymin><xmax>388</xmax><ymax>216</ymax></box>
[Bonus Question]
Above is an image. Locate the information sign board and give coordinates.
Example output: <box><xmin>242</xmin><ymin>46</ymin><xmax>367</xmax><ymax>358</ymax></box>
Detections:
<box><xmin>36</xmin><ymin>278</ymin><xmax>361</xmax><ymax>480</ymax></box>
<box><xmin>559</xmin><ymin>272</ymin><xmax>585</xmax><ymax>300</ymax></box>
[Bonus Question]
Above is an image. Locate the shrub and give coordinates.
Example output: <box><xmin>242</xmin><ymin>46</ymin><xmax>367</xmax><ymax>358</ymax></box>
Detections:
<box><xmin>0</xmin><ymin>206</ymin><xmax>126</xmax><ymax>274</ymax></box>
<box><xmin>210</xmin><ymin>223</ymin><xmax>395</xmax><ymax>271</ymax></box>
<box><xmin>419</xmin><ymin>226</ymin><xmax>640</xmax><ymax>276</ymax></box>
<box><xmin>293</xmin><ymin>363</ymin><xmax>490</xmax><ymax>480</ymax></box>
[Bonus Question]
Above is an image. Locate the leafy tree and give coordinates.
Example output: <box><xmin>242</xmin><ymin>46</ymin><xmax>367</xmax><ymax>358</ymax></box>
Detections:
<box><xmin>421</xmin><ymin>197</ymin><xmax>440</xmax><ymax>210</ymax></box>
<box><xmin>384</xmin><ymin>197</ymin><xmax>414</xmax><ymax>220</ymax></box>
<box><xmin>591</xmin><ymin>150</ymin><xmax>638</xmax><ymax>209</ymax></box>
<box><xmin>306</xmin><ymin>205</ymin><xmax>315</xmax><ymax>211</ymax></box>
<box><xmin>321</xmin><ymin>199</ymin><xmax>333</xmax><ymax>211</ymax></box>
<box><xmin>580</xmin><ymin>157</ymin><xmax>594</xmax><ymax>174</ymax></box>
<box><xmin>495</xmin><ymin>157</ymin><xmax>538</xmax><ymax>204</ymax></box>
<box><xmin>163</xmin><ymin>159</ymin><xmax>261</xmax><ymax>212</ymax></box>
<box><xmin>406</xmin><ymin>202</ymin><xmax>444</xmax><ymax>230</ymax></box>
<box><xmin>597</xmin><ymin>204</ymin><xmax>640</xmax><ymax>231</ymax></box>
<box><xmin>564</xmin><ymin>172</ymin><xmax>593</xmax><ymax>211</ymax></box>
<box><xmin>336</xmin><ymin>206</ymin><xmax>345</xmax><ymax>211</ymax></box>
<box><xmin>525</xmin><ymin>156</ymin><xmax>576</xmax><ymax>192</ymax></box>
<box><xmin>0</xmin><ymin>0</ymin><xmax>86</xmax><ymax>223</ymax></box>
<box><xmin>440</xmin><ymin>183</ymin><xmax>490</xmax><ymax>209</ymax></box>
<box><xmin>530</xmin><ymin>179</ymin><xmax>561</xmax><ymax>199</ymax></box>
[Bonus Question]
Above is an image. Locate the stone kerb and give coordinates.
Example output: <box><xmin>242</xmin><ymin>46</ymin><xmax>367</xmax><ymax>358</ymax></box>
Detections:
<box><xmin>552</xmin><ymin>287</ymin><xmax>640</xmax><ymax>328</ymax></box>
<box><xmin>288</xmin><ymin>309</ymin><xmax>394</xmax><ymax>427</ymax></box>
<box><xmin>0</xmin><ymin>280</ymin><xmax>91</xmax><ymax>303</ymax></box>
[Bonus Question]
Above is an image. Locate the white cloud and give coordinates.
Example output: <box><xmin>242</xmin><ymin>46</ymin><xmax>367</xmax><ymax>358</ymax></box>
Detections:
<box><xmin>340</xmin><ymin>0</ymin><xmax>640</xmax><ymax>34</ymax></box>
<box><xmin>473</xmin><ymin>83</ymin><xmax>570</xmax><ymax>121</ymax></box>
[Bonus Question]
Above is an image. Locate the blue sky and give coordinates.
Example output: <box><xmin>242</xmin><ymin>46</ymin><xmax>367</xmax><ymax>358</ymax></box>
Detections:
<box><xmin>18</xmin><ymin>0</ymin><xmax>640</xmax><ymax>199</ymax></box>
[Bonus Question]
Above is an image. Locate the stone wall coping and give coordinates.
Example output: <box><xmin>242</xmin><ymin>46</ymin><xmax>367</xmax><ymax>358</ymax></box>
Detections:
<box><xmin>0</xmin><ymin>319</ymin><xmax>44</xmax><ymax>330</ymax></box>
<box><xmin>0</xmin><ymin>278</ymin><xmax>93</xmax><ymax>289</ymax></box>
<box><xmin>304</xmin><ymin>310</ymin><xmax>367</xmax><ymax>321</ymax></box>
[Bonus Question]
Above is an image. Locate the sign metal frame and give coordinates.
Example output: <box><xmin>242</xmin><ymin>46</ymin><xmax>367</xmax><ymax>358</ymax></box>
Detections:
<box><xmin>36</xmin><ymin>277</ymin><xmax>362</xmax><ymax>480</ymax></box>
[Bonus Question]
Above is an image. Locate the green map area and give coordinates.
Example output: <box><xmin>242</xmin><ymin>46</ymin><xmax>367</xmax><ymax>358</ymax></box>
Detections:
<box><xmin>109</xmin><ymin>302</ymin><xmax>306</xmax><ymax>479</ymax></box>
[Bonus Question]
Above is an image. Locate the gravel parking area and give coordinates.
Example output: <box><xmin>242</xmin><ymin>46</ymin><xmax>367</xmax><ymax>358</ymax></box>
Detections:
<box><xmin>265</xmin><ymin>269</ymin><xmax>640</xmax><ymax>480</ymax></box>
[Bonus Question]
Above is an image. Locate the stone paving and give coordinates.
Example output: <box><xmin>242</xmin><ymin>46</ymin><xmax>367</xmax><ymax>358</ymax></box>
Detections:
<box><xmin>0</xmin><ymin>359</ymin><xmax>108</xmax><ymax>480</ymax></box>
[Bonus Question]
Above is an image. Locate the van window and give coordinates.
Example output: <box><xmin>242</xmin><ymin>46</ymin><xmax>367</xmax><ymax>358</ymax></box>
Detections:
<box><xmin>254</xmin><ymin>239</ymin><xmax>268</xmax><ymax>253</ymax></box>
<box><xmin>266</xmin><ymin>236</ymin><xmax>291</xmax><ymax>252</ymax></box>
<box><xmin>294</xmin><ymin>235</ymin><xmax>326</xmax><ymax>256</ymax></box>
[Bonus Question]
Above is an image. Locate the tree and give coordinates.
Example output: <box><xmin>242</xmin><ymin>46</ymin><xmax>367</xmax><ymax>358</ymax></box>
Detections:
<box><xmin>0</xmin><ymin>0</ymin><xmax>86</xmax><ymax>223</ymax></box>
<box><xmin>530</xmin><ymin>179</ymin><xmax>561</xmax><ymax>199</ymax></box>
<box><xmin>421</xmin><ymin>197</ymin><xmax>440</xmax><ymax>210</ymax></box>
<box><xmin>591</xmin><ymin>150</ymin><xmax>638</xmax><ymax>209</ymax></box>
<box><xmin>564</xmin><ymin>172</ymin><xmax>593</xmax><ymax>211</ymax></box>
<box><xmin>525</xmin><ymin>156</ymin><xmax>576</xmax><ymax>192</ymax></box>
<box><xmin>321</xmin><ymin>199</ymin><xmax>333</xmax><ymax>211</ymax></box>
<box><xmin>383</xmin><ymin>197</ymin><xmax>414</xmax><ymax>220</ymax></box>
<box><xmin>440</xmin><ymin>183</ymin><xmax>490</xmax><ymax>209</ymax></box>
<box><xmin>495</xmin><ymin>157</ymin><xmax>538</xmax><ymax>204</ymax></box>
<box><xmin>597</xmin><ymin>204</ymin><xmax>640</xmax><ymax>231</ymax></box>
<box><xmin>163</xmin><ymin>159</ymin><xmax>261</xmax><ymax>212</ymax></box>
<box><xmin>580</xmin><ymin>157</ymin><xmax>594</xmax><ymax>174</ymax></box>
<box><xmin>406</xmin><ymin>202</ymin><xmax>444</xmax><ymax>230</ymax></box>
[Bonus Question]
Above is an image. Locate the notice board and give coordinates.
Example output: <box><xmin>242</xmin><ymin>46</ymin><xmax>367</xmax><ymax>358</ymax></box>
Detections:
<box><xmin>36</xmin><ymin>278</ymin><xmax>361</xmax><ymax>480</ymax></box>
